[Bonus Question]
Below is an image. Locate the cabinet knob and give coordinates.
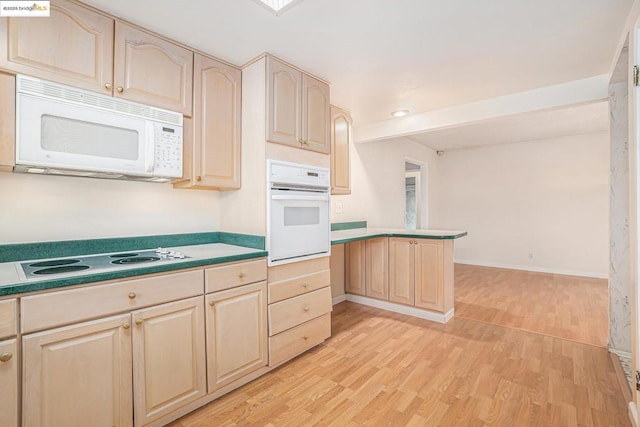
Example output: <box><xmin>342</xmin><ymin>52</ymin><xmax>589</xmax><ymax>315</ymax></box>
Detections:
<box><xmin>302</xmin><ymin>336</ymin><xmax>308</xmax><ymax>341</ymax></box>
<box><xmin>0</xmin><ymin>352</ymin><xmax>12</xmax><ymax>362</ymax></box>
<box><xmin>128</xmin><ymin>292</ymin><xmax>136</xmax><ymax>300</ymax></box>
<box><xmin>209</xmin><ymin>301</ymin><xmax>215</xmax><ymax>307</ymax></box>
<box><xmin>303</xmin><ymin>306</ymin><xmax>310</xmax><ymax>312</ymax></box>
<box><xmin>122</xmin><ymin>323</ymin><xmax>130</xmax><ymax>330</ymax></box>
<box><xmin>238</xmin><ymin>272</ymin><xmax>246</xmax><ymax>279</ymax></box>
<box><xmin>135</xmin><ymin>319</ymin><xmax>144</xmax><ymax>326</ymax></box>
<box><xmin>104</xmin><ymin>83</ymin><xmax>112</xmax><ymax>90</ymax></box>
<box><xmin>116</xmin><ymin>86</ymin><xmax>124</xmax><ymax>93</ymax></box>
<box><xmin>196</xmin><ymin>176</ymin><xmax>202</xmax><ymax>182</ymax></box>
<box><xmin>302</xmin><ymin>283</ymin><xmax>308</xmax><ymax>289</ymax></box>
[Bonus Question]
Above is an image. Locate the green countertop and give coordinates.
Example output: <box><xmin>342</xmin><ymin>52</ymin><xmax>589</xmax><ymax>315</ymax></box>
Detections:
<box><xmin>331</xmin><ymin>227</ymin><xmax>467</xmax><ymax>245</ymax></box>
<box><xmin>0</xmin><ymin>232</ymin><xmax>266</xmax><ymax>296</ymax></box>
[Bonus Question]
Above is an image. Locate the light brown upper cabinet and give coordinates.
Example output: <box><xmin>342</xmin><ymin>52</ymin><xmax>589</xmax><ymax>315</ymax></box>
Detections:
<box><xmin>330</xmin><ymin>105</ymin><xmax>352</xmax><ymax>194</ymax></box>
<box><xmin>0</xmin><ymin>0</ymin><xmax>114</xmax><ymax>93</ymax></box>
<box><xmin>266</xmin><ymin>56</ymin><xmax>330</xmax><ymax>154</ymax></box>
<box><xmin>113</xmin><ymin>22</ymin><xmax>193</xmax><ymax>115</ymax></box>
<box><xmin>0</xmin><ymin>0</ymin><xmax>193</xmax><ymax>115</ymax></box>
<box><xmin>174</xmin><ymin>54</ymin><xmax>241</xmax><ymax>190</ymax></box>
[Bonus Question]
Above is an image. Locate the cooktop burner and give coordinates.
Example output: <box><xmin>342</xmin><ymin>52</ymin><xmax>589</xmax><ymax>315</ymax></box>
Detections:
<box><xmin>110</xmin><ymin>253</ymin><xmax>139</xmax><ymax>258</ymax></box>
<box><xmin>20</xmin><ymin>248</ymin><xmax>189</xmax><ymax>279</ymax></box>
<box><xmin>28</xmin><ymin>259</ymin><xmax>81</xmax><ymax>267</ymax></box>
<box><xmin>111</xmin><ymin>256</ymin><xmax>159</xmax><ymax>265</ymax></box>
<box><xmin>33</xmin><ymin>265</ymin><xmax>91</xmax><ymax>275</ymax></box>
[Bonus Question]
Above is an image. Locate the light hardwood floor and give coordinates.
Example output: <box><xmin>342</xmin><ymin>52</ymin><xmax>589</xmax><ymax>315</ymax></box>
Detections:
<box><xmin>454</xmin><ymin>264</ymin><xmax>609</xmax><ymax>347</ymax></box>
<box><xmin>172</xmin><ymin>300</ymin><xmax>627</xmax><ymax>426</ymax></box>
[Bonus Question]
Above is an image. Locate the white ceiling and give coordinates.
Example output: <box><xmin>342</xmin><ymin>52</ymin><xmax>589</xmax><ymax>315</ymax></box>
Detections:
<box><xmin>81</xmin><ymin>0</ymin><xmax>632</xmax><ymax>128</ymax></box>
<box><xmin>391</xmin><ymin>101</ymin><xmax>609</xmax><ymax>151</ymax></box>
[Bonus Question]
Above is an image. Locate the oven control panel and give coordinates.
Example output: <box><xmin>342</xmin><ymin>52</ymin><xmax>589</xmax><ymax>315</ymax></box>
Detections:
<box><xmin>268</xmin><ymin>160</ymin><xmax>330</xmax><ymax>188</ymax></box>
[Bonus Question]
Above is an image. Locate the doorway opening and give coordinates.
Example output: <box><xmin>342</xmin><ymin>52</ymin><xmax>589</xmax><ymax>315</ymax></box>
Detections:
<box><xmin>405</xmin><ymin>160</ymin><xmax>427</xmax><ymax>230</ymax></box>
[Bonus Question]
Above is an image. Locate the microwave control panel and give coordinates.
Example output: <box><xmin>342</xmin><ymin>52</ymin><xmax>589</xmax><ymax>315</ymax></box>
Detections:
<box><xmin>153</xmin><ymin>123</ymin><xmax>183</xmax><ymax>178</ymax></box>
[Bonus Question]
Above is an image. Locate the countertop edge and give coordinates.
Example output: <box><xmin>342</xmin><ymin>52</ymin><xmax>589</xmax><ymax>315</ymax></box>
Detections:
<box><xmin>0</xmin><ymin>251</ymin><xmax>268</xmax><ymax>297</ymax></box>
<box><xmin>331</xmin><ymin>231</ymin><xmax>468</xmax><ymax>245</ymax></box>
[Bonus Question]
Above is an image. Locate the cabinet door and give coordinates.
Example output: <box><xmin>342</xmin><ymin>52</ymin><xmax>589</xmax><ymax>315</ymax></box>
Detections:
<box><xmin>0</xmin><ymin>0</ymin><xmax>114</xmax><ymax>93</ymax></box>
<box><xmin>206</xmin><ymin>282</ymin><xmax>267</xmax><ymax>393</ymax></box>
<box><xmin>0</xmin><ymin>72</ymin><xmax>14</xmax><ymax>172</ymax></box>
<box><xmin>114</xmin><ymin>21</ymin><xmax>193</xmax><ymax>115</ymax></box>
<box><xmin>365</xmin><ymin>238</ymin><xmax>389</xmax><ymax>300</ymax></box>
<box><xmin>330</xmin><ymin>106</ymin><xmax>352</xmax><ymax>194</ymax></box>
<box><xmin>22</xmin><ymin>314</ymin><xmax>133</xmax><ymax>427</ymax></box>
<box><xmin>388</xmin><ymin>238</ymin><xmax>415</xmax><ymax>306</ymax></box>
<box><xmin>193</xmin><ymin>54</ymin><xmax>241</xmax><ymax>188</ymax></box>
<box><xmin>414</xmin><ymin>239</ymin><xmax>443</xmax><ymax>311</ymax></box>
<box><xmin>132</xmin><ymin>297</ymin><xmax>206</xmax><ymax>426</ymax></box>
<box><xmin>266</xmin><ymin>56</ymin><xmax>302</xmax><ymax>147</ymax></box>
<box><xmin>345</xmin><ymin>241</ymin><xmax>366</xmax><ymax>296</ymax></box>
<box><xmin>301</xmin><ymin>74</ymin><xmax>330</xmax><ymax>153</ymax></box>
<box><xmin>0</xmin><ymin>338</ymin><xmax>17</xmax><ymax>427</ymax></box>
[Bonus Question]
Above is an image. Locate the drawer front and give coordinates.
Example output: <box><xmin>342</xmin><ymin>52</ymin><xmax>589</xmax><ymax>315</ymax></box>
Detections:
<box><xmin>0</xmin><ymin>299</ymin><xmax>17</xmax><ymax>339</ymax></box>
<box><xmin>269</xmin><ymin>314</ymin><xmax>331</xmax><ymax>366</ymax></box>
<box><xmin>21</xmin><ymin>270</ymin><xmax>203</xmax><ymax>333</ymax></box>
<box><xmin>205</xmin><ymin>259</ymin><xmax>267</xmax><ymax>293</ymax></box>
<box><xmin>267</xmin><ymin>256</ymin><xmax>329</xmax><ymax>283</ymax></box>
<box><xmin>268</xmin><ymin>287</ymin><xmax>332</xmax><ymax>336</ymax></box>
<box><xmin>268</xmin><ymin>269</ymin><xmax>330</xmax><ymax>303</ymax></box>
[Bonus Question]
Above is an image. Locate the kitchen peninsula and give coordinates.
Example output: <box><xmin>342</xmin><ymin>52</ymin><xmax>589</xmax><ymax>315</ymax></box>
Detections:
<box><xmin>330</xmin><ymin>222</ymin><xmax>467</xmax><ymax>323</ymax></box>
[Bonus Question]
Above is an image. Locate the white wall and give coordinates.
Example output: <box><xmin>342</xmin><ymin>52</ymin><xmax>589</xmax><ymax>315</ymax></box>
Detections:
<box><xmin>0</xmin><ymin>173</ymin><xmax>220</xmax><ymax>244</ymax></box>
<box><xmin>332</xmin><ymin>136</ymin><xmax>440</xmax><ymax>227</ymax></box>
<box><xmin>436</xmin><ymin>132</ymin><xmax>610</xmax><ymax>277</ymax></box>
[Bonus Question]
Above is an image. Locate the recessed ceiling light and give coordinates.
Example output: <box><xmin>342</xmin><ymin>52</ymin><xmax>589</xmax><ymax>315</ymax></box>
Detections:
<box><xmin>391</xmin><ymin>110</ymin><xmax>410</xmax><ymax>118</ymax></box>
<box><xmin>251</xmin><ymin>0</ymin><xmax>304</xmax><ymax>15</ymax></box>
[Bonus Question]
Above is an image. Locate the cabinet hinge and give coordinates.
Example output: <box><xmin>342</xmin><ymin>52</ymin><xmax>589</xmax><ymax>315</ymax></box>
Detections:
<box><xmin>636</xmin><ymin>370</ymin><xmax>640</xmax><ymax>391</ymax></box>
<box><xmin>634</xmin><ymin>65</ymin><xmax>639</xmax><ymax>86</ymax></box>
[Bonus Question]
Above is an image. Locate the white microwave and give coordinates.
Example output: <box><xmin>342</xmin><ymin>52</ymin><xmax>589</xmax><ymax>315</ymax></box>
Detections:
<box><xmin>14</xmin><ymin>74</ymin><xmax>183</xmax><ymax>182</ymax></box>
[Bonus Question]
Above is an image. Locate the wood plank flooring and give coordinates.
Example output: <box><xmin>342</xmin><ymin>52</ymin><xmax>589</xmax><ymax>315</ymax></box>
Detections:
<box><xmin>454</xmin><ymin>264</ymin><xmax>609</xmax><ymax>347</ymax></box>
<box><xmin>171</xmin><ymin>300</ymin><xmax>627</xmax><ymax>426</ymax></box>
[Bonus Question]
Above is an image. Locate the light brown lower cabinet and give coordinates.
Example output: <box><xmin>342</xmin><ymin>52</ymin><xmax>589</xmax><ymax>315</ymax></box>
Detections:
<box><xmin>22</xmin><ymin>297</ymin><xmax>207</xmax><ymax>427</ymax></box>
<box><xmin>205</xmin><ymin>281</ymin><xmax>268</xmax><ymax>393</ymax></box>
<box><xmin>132</xmin><ymin>297</ymin><xmax>206</xmax><ymax>426</ymax></box>
<box><xmin>345</xmin><ymin>241</ymin><xmax>366</xmax><ymax>296</ymax></box>
<box><xmin>365</xmin><ymin>238</ymin><xmax>388</xmax><ymax>300</ymax></box>
<box><xmin>388</xmin><ymin>238</ymin><xmax>415</xmax><ymax>305</ymax></box>
<box><xmin>0</xmin><ymin>338</ymin><xmax>18</xmax><ymax>427</ymax></box>
<box><xmin>346</xmin><ymin>237</ymin><xmax>454</xmax><ymax>314</ymax></box>
<box><xmin>22</xmin><ymin>313</ymin><xmax>133</xmax><ymax>427</ymax></box>
<box><xmin>389</xmin><ymin>237</ymin><xmax>453</xmax><ymax>312</ymax></box>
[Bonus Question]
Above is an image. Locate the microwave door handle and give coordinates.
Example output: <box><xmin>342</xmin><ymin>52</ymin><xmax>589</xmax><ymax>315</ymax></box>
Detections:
<box><xmin>145</xmin><ymin>122</ymin><xmax>155</xmax><ymax>173</ymax></box>
<box><xmin>271</xmin><ymin>195</ymin><xmax>329</xmax><ymax>201</ymax></box>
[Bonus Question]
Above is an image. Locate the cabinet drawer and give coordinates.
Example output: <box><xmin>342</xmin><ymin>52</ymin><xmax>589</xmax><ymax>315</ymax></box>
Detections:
<box><xmin>268</xmin><ymin>269</ymin><xmax>330</xmax><ymax>303</ymax></box>
<box><xmin>268</xmin><ymin>287</ymin><xmax>332</xmax><ymax>336</ymax></box>
<box><xmin>267</xmin><ymin>256</ymin><xmax>329</xmax><ymax>283</ymax></box>
<box><xmin>0</xmin><ymin>299</ymin><xmax>17</xmax><ymax>339</ymax></box>
<box><xmin>269</xmin><ymin>313</ymin><xmax>330</xmax><ymax>366</ymax></box>
<box><xmin>205</xmin><ymin>259</ymin><xmax>267</xmax><ymax>293</ymax></box>
<box><xmin>21</xmin><ymin>270</ymin><xmax>203</xmax><ymax>333</ymax></box>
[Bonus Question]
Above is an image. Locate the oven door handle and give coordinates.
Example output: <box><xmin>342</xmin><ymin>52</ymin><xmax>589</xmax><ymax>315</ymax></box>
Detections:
<box><xmin>271</xmin><ymin>195</ymin><xmax>329</xmax><ymax>202</ymax></box>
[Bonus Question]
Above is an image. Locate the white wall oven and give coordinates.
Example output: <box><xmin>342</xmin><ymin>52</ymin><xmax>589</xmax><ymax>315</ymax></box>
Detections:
<box><xmin>267</xmin><ymin>160</ymin><xmax>331</xmax><ymax>266</ymax></box>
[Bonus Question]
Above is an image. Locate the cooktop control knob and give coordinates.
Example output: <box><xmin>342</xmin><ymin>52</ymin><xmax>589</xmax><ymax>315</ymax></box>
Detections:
<box><xmin>175</xmin><ymin>252</ymin><xmax>184</xmax><ymax>259</ymax></box>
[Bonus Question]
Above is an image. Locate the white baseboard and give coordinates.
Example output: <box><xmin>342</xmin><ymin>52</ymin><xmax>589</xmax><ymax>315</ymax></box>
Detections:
<box><xmin>454</xmin><ymin>258</ymin><xmax>609</xmax><ymax>279</ymax></box>
<box><xmin>630</xmin><ymin>401</ymin><xmax>638</xmax><ymax>427</ymax></box>
<box><xmin>332</xmin><ymin>294</ymin><xmax>347</xmax><ymax>305</ymax></box>
<box><xmin>345</xmin><ymin>294</ymin><xmax>453</xmax><ymax>324</ymax></box>
<box><xmin>610</xmin><ymin>348</ymin><xmax>632</xmax><ymax>359</ymax></box>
